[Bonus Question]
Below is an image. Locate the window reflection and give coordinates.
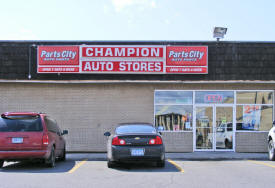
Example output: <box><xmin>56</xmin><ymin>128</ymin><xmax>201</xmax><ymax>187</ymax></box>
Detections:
<box><xmin>155</xmin><ymin>91</ymin><xmax>193</xmax><ymax>105</ymax></box>
<box><xmin>237</xmin><ymin>91</ymin><xmax>273</xmax><ymax>104</ymax></box>
<box><xmin>236</xmin><ymin>105</ymin><xmax>273</xmax><ymax>131</ymax></box>
<box><xmin>155</xmin><ymin>105</ymin><xmax>192</xmax><ymax>131</ymax></box>
<box><xmin>196</xmin><ymin>107</ymin><xmax>213</xmax><ymax>149</ymax></box>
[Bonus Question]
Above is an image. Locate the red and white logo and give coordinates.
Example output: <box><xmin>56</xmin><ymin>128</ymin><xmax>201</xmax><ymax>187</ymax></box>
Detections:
<box><xmin>38</xmin><ymin>46</ymin><xmax>79</xmax><ymax>66</ymax></box>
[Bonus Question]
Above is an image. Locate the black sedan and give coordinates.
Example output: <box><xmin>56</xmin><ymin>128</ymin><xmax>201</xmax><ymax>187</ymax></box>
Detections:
<box><xmin>104</xmin><ymin>123</ymin><xmax>165</xmax><ymax>168</ymax></box>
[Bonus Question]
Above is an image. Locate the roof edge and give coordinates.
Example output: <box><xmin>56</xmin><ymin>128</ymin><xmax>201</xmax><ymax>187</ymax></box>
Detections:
<box><xmin>1</xmin><ymin>79</ymin><xmax>275</xmax><ymax>84</ymax></box>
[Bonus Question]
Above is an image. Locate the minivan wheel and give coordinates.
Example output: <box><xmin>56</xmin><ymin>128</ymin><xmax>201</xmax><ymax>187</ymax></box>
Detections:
<box><xmin>59</xmin><ymin>147</ymin><xmax>66</xmax><ymax>161</ymax></box>
<box><xmin>268</xmin><ymin>140</ymin><xmax>275</xmax><ymax>161</ymax></box>
<box><xmin>0</xmin><ymin>160</ymin><xmax>4</xmax><ymax>168</ymax></box>
<box><xmin>46</xmin><ymin>147</ymin><xmax>56</xmax><ymax>168</ymax></box>
<box><xmin>156</xmin><ymin>160</ymin><xmax>165</xmax><ymax>168</ymax></box>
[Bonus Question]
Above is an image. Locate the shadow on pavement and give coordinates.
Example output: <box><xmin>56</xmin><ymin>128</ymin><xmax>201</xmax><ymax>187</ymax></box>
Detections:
<box><xmin>111</xmin><ymin>161</ymin><xmax>180</xmax><ymax>173</ymax></box>
<box><xmin>0</xmin><ymin>159</ymin><xmax>76</xmax><ymax>173</ymax></box>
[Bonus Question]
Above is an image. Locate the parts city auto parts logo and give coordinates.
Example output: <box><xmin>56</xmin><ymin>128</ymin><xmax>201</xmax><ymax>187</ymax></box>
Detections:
<box><xmin>168</xmin><ymin>50</ymin><xmax>204</xmax><ymax>62</ymax></box>
<box><xmin>38</xmin><ymin>46</ymin><xmax>79</xmax><ymax>66</ymax></box>
<box><xmin>166</xmin><ymin>46</ymin><xmax>208</xmax><ymax>66</ymax></box>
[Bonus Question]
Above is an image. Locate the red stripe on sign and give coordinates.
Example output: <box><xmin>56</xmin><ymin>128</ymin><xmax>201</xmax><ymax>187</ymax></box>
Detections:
<box><xmin>166</xmin><ymin>67</ymin><xmax>208</xmax><ymax>74</ymax></box>
<box><xmin>38</xmin><ymin>67</ymin><xmax>79</xmax><ymax>73</ymax></box>
<box><xmin>81</xmin><ymin>61</ymin><xmax>164</xmax><ymax>72</ymax></box>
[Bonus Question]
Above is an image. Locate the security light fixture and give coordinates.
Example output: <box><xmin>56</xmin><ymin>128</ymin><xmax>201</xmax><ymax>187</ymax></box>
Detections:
<box><xmin>213</xmin><ymin>27</ymin><xmax>227</xmax><ymax>41</ymax></box>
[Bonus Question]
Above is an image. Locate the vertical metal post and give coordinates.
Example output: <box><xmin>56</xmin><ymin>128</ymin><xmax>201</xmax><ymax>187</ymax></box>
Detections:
<box><xmin>28</xmin><ymin>44</ymin><xmax>32</xmax><ymax>79</ymax></box>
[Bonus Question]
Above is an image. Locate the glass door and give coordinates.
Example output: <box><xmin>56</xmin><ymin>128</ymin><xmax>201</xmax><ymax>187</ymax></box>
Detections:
<box><xmin>215</xmin><ymin>106</ymin><xmax>233</xmax><ymax>150</ymax></box>
<box><xmin>195</xmin><ymin>106</ymin><xmax>214</xmax><ymax>150</ymax></box>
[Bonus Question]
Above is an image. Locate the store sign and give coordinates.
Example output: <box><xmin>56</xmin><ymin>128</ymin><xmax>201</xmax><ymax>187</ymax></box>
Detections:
<box><xmin>37</xmin><ymin>45</ymin><xmax>208</xmax><ymax>74</ymax></box>
<box><xmin>37</xmin><ymin>46</ymin><xmax>79</xmax><ymax>73</ymax></box>
<box><xmin>166</xmin><ymin>46</ymin><xmax>208</xmax><ymax>74</ymax></box>
<box><xmin>81</xmin><ymin>46</ymin><xmax>163</xmax><ymax>58</ymax></box>
<box><xmin>204</xmin><ymin>94</ymin><xmax>223</xmax><ymax>103</ymax></box>
<box><xmin>80</xmin><ymin>45</ymin><xmax>165</xmax><ymax>73</ymax></box>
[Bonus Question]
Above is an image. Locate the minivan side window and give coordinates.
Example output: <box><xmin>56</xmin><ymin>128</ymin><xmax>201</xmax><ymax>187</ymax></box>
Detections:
<box><xmin>45</xmin><ymin>116</ymin><xmax>60</xmax><ymax>134</ymax></box>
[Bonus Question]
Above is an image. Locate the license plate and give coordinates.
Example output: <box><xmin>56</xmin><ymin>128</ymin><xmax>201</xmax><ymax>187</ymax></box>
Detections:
<box><xmin>12</xmin><ymin>137</ymin><xmax>23</xmax><ymax>144</ymax></box>
<box><xmin>131</xmin><ymin>148</ymin><xmax>144</xmax><ymax>156</ymax></box>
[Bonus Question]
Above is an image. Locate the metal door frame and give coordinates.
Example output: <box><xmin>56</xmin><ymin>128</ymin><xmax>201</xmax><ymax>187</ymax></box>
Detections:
<box><xmin>194</xmin><ymin>104</ymin><xmax>235</xmax><ymax>152</ymax></box>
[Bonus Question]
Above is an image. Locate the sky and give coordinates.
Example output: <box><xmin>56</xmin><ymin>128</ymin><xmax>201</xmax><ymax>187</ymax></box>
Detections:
<box><xmin>1</xmin><ymin>0</ymin><xmax>275</xmax><ymax>41</ymax></box>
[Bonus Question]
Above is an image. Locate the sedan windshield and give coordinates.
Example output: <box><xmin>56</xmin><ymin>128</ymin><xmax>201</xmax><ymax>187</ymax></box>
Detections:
<box><xmin>116</xmin><ymin>125</ymin><xmax>156</xmax><ymax>134</ymax></box>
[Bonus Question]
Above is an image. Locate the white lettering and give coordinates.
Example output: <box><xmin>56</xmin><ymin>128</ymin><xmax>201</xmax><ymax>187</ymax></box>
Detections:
<box><xmin>86</xmin><ymin>48</ymin><xmax>93</xmax><ymax>56</ymax></box>
<box><xmin>41</xmin><ymin>51</ymin><xmax>47</xmax><ymax>57</ymax></box>
<box><xmin>119</xmin><ymin>62</ymin><xmax>126</xmax><ymax>71</ymax></box>
<box><xmin>105</xmin><ymin>48</ymin><xmax>113</xmax><ymax>56</ymax></box>
<box><xmin>115</xmin><ymin>48</ymin><xmax>125</xmax><ymax>56</ymax></box>
<box><xmin>199</xmin><ymin>52</ymin><xmax>204</xmax><ymax>59</ymax></box>
<box><xmin>133</xmin><ymin>62</ymin><xmax>140</xmax><ymax>71</ymax></box>
<box><xmin>151</xmin><ymin>48</ymin><xmax>160</xmax><ymax>57</ymax></box>
<box><xmin>106</xmin><ymin>62</ymin><xmax>113</xmax><ymax>71</ymax></box>
<box><xmin>155</xmin><ymin>62</ymin><xmax>161</xmax><ymax>71</ymax></box>
<box><xmin>84</xmin><ymin>62</ymin><xmax>92</xmax><ymax>71</ymax></box>
<box><xmin>141</xmin><ymin>48</ymin><xmax>149</xmax><ymax>57</ymax></box>
<box><xmin>95</xmin><ymin>48</ymin><xmax>104</xmax><ymax>56</ymax></box>
<box><xmin>127</xmin><ymin>48</ymin><xmax>135</xmax><ymax>56</ymax></box>
<box><xmin>148</xmin><ymin>62</ymin><xmax>154</xmax><ymax>71</ymax></box>
<box><xmin>140</xmin><ymin>62</ymin><xmax>147</xmax><ymax>71</ymax></box>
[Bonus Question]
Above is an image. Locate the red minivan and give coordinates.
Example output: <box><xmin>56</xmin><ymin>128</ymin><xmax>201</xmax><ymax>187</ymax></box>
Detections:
<box><xmin>0</xmin><ymin>112</ymin><xmax>68</xmax><ymax>168</ymax></box>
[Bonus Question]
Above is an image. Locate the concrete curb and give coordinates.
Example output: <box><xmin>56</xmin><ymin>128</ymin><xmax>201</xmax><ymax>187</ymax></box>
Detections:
<box><xmin>67</xmin><ymin>152</ymin><xmax>269</xmax><ymax>161</ymax></box>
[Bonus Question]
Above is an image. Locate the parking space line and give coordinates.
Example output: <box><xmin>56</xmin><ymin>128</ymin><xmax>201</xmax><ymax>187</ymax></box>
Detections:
<box><xmin>68</xmin><ymin>159</ymin><xmax>88</xmax><ymax>174</ymax></box>
<box><xmin>167</xmin><ymin>159</ymin><xmax>184</xmax><ymax>173</ymax></box>
<box><xmin>248</xmin><ymin>160</ymin><xmax>275</xmax><ymax>169</ymax></box>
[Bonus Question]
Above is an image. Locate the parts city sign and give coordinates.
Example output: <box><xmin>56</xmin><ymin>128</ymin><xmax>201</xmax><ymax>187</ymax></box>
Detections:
<box><xmin>37</xmin><ymin>45</ymin><xmax>208</xmax><ymax>74</ymax></box>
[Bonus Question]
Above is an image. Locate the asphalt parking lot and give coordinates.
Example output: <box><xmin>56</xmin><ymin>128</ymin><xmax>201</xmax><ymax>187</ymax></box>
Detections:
<box><xmin>1</xmin><ymin>155</ymin><xmax>275</xmax><ymax>188</ymax></box>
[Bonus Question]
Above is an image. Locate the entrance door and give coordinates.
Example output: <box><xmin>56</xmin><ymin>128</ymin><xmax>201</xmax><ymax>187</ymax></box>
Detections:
<box><xmin>215</xmin><ymin>106</ymin><xmax>233</xmax><ymax>150</ymax></box>
<box><xmin>195</xmin><ymin>106</ymin><xmax>214</xmax><ymax>150</ymax></box>
<box><xmin>195</xmin><ymin>105</ymin><xmax>234</xmax><ymax>151</ymax></box>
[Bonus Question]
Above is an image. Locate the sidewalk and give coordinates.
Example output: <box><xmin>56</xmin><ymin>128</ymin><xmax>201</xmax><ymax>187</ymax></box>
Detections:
<box><xmin>67</xmin><ymin>152</ymin><xmax>268</xmax><ymax>161</ymax></box>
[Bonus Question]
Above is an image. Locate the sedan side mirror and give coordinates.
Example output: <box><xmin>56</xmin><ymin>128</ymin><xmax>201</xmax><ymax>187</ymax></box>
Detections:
<box><xmin>62</xmin><ymin>130</ymin><xmax>68</xmax><ymax>135</ymax></box>
<box><xmin>104</xmin><ymin>132</ymin><xmax>111</xmax><ymax>137</ymax></box>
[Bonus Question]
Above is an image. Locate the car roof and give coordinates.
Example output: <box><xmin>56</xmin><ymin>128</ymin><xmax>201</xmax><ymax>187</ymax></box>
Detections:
<box><xmin>117</xmin><ymin>122</ymin><xmax>153</xmax><ymax>126</ymax></box>
<box><xmin>1</xmin><ymin>112</ymin><xmax>43</xmax><ymax>117</ymax></box>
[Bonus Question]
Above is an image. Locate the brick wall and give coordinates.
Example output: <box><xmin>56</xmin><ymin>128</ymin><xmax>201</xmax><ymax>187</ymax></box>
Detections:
<box><xmin>235</xmin><ymin>132</ymin><xmax>268</xmax><ymax>152</ymax></box>
<box><xmin>161</xmin><ymin>132</ymin><xmax>193</xmax><ymax>152</ymax></box>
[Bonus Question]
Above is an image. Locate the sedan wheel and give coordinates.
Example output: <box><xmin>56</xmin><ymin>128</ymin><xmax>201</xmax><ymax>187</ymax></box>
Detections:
<box><xmin>268</xmin><ymin>140</ymin><xmax>275</xmax><ymax>161</ymax></box>
<box><xmin>156</xmin><ymin>160</ymin><xmax>165</xmax><ymax>168</ymax></box>
<box><xmin>107</xmin><ymin>160</ymin><xmax>116</xmax><ymax>168</ymax></box>
<box><xmin>0</xmin><ymin>160</ymin><xmax>4</xmax><ymax>168</ymax></box>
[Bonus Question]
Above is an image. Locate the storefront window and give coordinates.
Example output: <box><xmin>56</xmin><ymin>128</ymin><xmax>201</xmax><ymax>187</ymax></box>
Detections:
<box><xmin>195</xmin><ymin>91</ymin><xmax>234</xmax><ymax>104</ymax></box>
<box><xmin>155</xmin><ymin>91</ymin><xmax>193</xmax><ymax>105</ymax></box>
<box><xmin>155</xmin><ymin>91</ymin><xmax>193</xmax><ymax>131</ymax></box>
<box><xmin>236</xmin><ymin>91</ymin><xmax>273</xmax><ymax>131</ymax></box>
<box><xmin>237</xmin><ymin>91</ymin><xmax>273</xmax><ymax>104</ymax></box>
<box><xmin>236</xmin><ymin>105</ymin><xmax>273</xmax><ymax>131</ymax></box>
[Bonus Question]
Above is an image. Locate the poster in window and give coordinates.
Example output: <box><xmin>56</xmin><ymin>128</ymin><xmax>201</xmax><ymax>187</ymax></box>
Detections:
<box><xmin>242</xmin><ymin>105</ymin><xmax>261</xmax><ymax>130</ymax></box>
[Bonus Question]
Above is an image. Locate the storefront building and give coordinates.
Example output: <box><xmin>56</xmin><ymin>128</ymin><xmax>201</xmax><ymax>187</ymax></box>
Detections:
<box><xmin>0</xmin><ymin>41</ymin><xmax>275</xmax><ymax>153</ymax></box>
